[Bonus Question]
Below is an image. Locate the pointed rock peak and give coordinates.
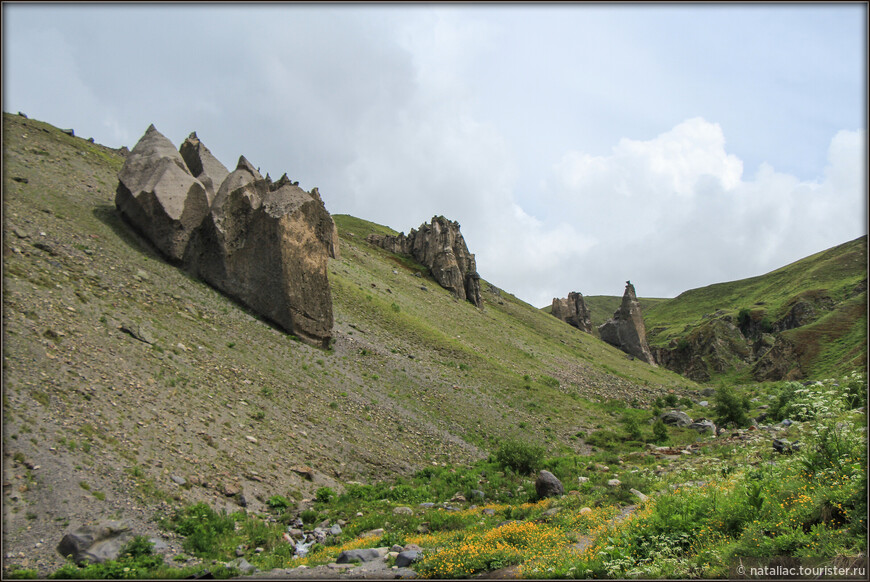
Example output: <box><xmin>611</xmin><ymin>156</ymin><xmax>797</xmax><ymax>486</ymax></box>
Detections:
<box><xmin>235</xmin><ymin>156</ymin><xmax>263</xmax><ymax>180</ymax></box>
<box><xmin>623</xmin><ymin>280</ymin><xmax>637</xmax><ymax>301</ymax></box>
<box><xmin>187</xmin><ymin>131</ymin><xmax>198</xmax><ymax>140</ymax></box>
<box><xmin>145</xmin><ymin>123</ymin><xmax>158</xmax><ymax>133</ymax></box>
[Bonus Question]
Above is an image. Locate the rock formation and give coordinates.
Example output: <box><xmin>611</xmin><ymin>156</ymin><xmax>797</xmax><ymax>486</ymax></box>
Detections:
<box><xmin>179</xmin><ymin>131</ymin><xmax>229</xmax><ymax>204</ymax></box>
<box><xmin>116</xmin><ymin>125</ymin><xmax>336</xmax><ymax>348</ymax></box>
<box><xmin>114</xmin><ymin>124</ymin><xmax>210</xmax><ymax>262</ymax></box>
<box><xmin>184</xmin><ymin>158</ymin><xmax>335</xmax><ymax>348</ymax></box>
<box><xmin>551</xmin><ymin>291</ymin><xmax>593</xmax><ymax>333</ymax></box>
<box><xmin>598</xmin><ymin>281</ymin><xmax>656</xmax><ymax>365</ymax></box>
<box><xmin>367</xmin><ymin>216</ymin><xmax>482</xmax><ymax>307</ymax></box>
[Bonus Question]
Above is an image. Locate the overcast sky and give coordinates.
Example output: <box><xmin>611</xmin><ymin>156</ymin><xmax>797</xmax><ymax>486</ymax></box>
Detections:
<box><xmin>3</xmin><ymin>3</ymin><xmax>867</xmax><ymax>306</ymax></box>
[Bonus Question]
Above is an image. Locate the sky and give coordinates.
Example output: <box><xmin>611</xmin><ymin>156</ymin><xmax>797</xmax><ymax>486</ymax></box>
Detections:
<box><xmin>3</xmin><ymin>3</ymin><xmax>867</xmax><ymax>307</ymax></box>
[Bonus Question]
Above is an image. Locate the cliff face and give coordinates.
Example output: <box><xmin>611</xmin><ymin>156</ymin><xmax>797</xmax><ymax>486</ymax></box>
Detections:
<box><xmin>551</xmin><ymin>292</ymin><xmax>594</xmax><ymax>334</ymax></box>
<box><xmin>367</xmin><ymin>216</ymin><xmax>482</xmax><ymax>307</ymax></box>
<box><xmin>598</xmin><ymin>282</ymin><xmax>656</xmax><ymax>365</ymax></box>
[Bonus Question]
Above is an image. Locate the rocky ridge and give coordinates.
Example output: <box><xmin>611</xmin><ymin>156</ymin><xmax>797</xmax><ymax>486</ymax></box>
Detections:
<box><xmin>551</xmin><ymin>291</ymin><xmax>594</xmax><ymax>334</ymax></box>
<box><xmin>366</xmin><ymin>216</ymin><xmax>482</xmax><ymax>307</ymax></box>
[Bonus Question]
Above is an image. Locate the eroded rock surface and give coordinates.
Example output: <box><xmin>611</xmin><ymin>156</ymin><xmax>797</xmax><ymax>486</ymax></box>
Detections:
<box><xmin>598</xmin><ymin>282</ymin><xmax>656</xmax><ymax>365</ymax></box>
<box><xmin>367</xmin><ymin>216</ymin><xmax>482</xmax><ymax>307</ymax></box>
<box><xmin>115</xmin><ymin>125</ymin><xmax>209</xmax><ymax>262</ymax></box>
<box><xmin>116</xmin><ymin>126</ymin><xmax>336</xmax><ymax>348</ymax></box>
<box><xmin>179</xmin><ymin>131</ymin><xmax>229</xmax><ymax>204</ymax></box>
<box><xmin>184</xmin><ymin>158</ymin><xmax>335</xmax><ymax>347</ymax></box>
<box><xmin>551</xmin><ymin>291</ymin><xmax>593</xmax><ymax>333</ymax></box>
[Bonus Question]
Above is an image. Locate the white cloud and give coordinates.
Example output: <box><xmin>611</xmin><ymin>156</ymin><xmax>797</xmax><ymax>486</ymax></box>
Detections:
<box><xmin>540</xmin><ymin>119</ymin><xmax>866</xmax><ymax>302</ymax></box>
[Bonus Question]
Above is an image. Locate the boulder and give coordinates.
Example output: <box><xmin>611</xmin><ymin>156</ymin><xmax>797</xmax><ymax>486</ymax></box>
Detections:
<box><xmin>184</xmin><ymin>157</ymin><xmax>335</xmax><ymax>348</ymax></box>
<box><xmin>56</xmin><ymin>520</ymin><xmax>132</xmax><ymax>564</ymax></box>
<box><xmin>534</xmin><ymin>470</ymin><xmax>564</xmax><ymax>499</ymax></box>
<box><xmin>395</xmin><ymin>550</ymin><xmax>423</xmax><ymax>568</ymax></box>
<box><xmin>551</xmin><ymin>292</ymin><xmax>594</xmax><ymax>333</ymax></box>
<box><xmin>115</xmin><ymin>125</ymin><xmax>210</xmax><ymax>262</ymax></box>
<box><xmin>687</xmin><ymin>420</ymin><xmax>716</xmax><ymax>434</ymax></box>
<box><xmin>598</xmin><ymin>282</ymin><xmax>656</xmax><ymax>365</ymax></box>
<box><xmin>179</xmin><ymin>131</ymin><xmax>230</xmax><ymax>204</ymax></box>
<box><xmin>336</xmin><ymin>548</ymin><xmax>385</xmax><ymax>563</ymax></box>
<box><xmin>658</xmin><ymin>410</ymin><xmax>692</xmax><ymax>427</ymax></box>
<box><xmin>367</xmin><ymin>216</ymin><xmax>482</xmax><ymax>307</ymax></box>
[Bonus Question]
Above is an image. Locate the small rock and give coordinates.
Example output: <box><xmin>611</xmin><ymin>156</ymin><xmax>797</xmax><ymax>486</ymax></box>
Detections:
<box><xmin>393</xmin><ymin>506</ymin><xmax>413</xmax><ymax>515</ymax></box>
<box><xmin>579</xmin><ymin>507</ymin><xmax>592</xmax><ymax>515</ymax></box>
<box><xmin>607</xmin><ymin>479</ymin><xmax>622</xmax><ymax>487</ymax></box>
<box><xmin>535</xmin><ymin>470</ymin><xmax>564</xmax><ymax>499</ymax></box>
<box><xmin>170</xmin><ymin>475</ymin><xmax>186</xmax><ymax>486</ymax></box>
<box><xmin>395</xmin><ymin>550</ymin><xmax>422</xmax><ymax>568</ymax></box>
<box><xmin>336</xmin><ymin>548</ymin><xmax>385</xmax><ymax>563</ymax></box>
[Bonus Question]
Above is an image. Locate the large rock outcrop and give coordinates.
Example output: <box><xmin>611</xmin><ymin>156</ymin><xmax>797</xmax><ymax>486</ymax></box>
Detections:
<box><xmin>179</xmin><ymin>131</ymin><xmax>229</xmax><ymax>204</ymax></box>
<box><xmin>551</xmin><ymin>292</ymin><xmax>593</xmax><ymax>333</ymax></box>
<box><xmin>116</xmin><ymin>125</ymin><xmax>336</xmax><ymax>348</ymax></box>
<box><xmin>367</xmin><ymin>216</ymin><xmax>482</xmax><ymax>307</ymax></box>
<box><xmin>115</xmin><ymin>125</ymin><xmax>210</xmax><ymax>262</ymax></box>
<box><xmin>598</xmin><ymin>282</ymin><xmax>656</xmax><ymax>365</ymax></box>
<box><xmin>184</xmin><ymin>161</ymin><xmax>335</xmax><ymax>347</ymax></box>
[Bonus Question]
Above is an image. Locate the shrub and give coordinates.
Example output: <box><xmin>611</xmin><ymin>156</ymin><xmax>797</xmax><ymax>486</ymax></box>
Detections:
<box><xmin>621</xmin><ymin>415</ymin><xmax>643</xmax><ymax>441</ymax></box>
<box><xmin>171</xmin><ymin>503</ymin><xmax>237</xmax><ymax>559</ymax></box>
<box><xmin>712</xmin><ymin>384</ymin><xmax>750</xmax><ymax>428</ymax></box>
<box><xmin>652</xmin><ymin>419</ymin><xmax>669</xmax><ymax>444</ymax></box>
<box><xmin>315</xmin><ymin>487</ymin><xmax>335</xmax><ymax>503</ymax></box>
<box><xmin>266</xmin><ymin>495</ymin><xmax>290</xmax><ymax>511</ymax></box>
<box><xmin>495</xmin><ymin>439</ymin><xmax>545</xmax><ymax>475</ymax></box>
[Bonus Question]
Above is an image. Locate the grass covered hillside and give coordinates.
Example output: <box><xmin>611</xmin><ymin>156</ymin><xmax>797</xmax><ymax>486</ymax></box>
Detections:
<box><xmin>644</xmin><ymin>237</ymin><xmax>867</xmax><ymax>382</ymax></box>
<box><xmin>2</xmin><ymin>112</ymin><xmax>696</xmax><ymax>575</ymax></box>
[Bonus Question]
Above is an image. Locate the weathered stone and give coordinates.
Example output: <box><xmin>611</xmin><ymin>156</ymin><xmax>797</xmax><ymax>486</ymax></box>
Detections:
<box><xmin>179</xmin><ymin>131</ymin><xmax>229</xmax><ymax>204</ymax></box>
<box><xmin>551</xmin><ymin>292</ymin><xmax>594</xmax><ymax>333</ymax></box>
<box><xmin>367</xmin><ymin>216</ymin><xmax>482</xmax><ymax>307</ymax></box>
<box><xmin>630</xmin><ymin>488</ymin><xmax>649</xmax><ymax>502</ymax></box>
<box><xmin>687</xmin><ymin>420</ymin><xmax>716</xmax><ymax>434</ymax></box>
<box><xmin>184</xmin><ymin>157</ymin><xmax>335</xmax><ymax>348</ymax></box>
<box><xmin>395</xmin><ymin>550</ymin><xmax>423</xmax><ymax>568</ymax></box>
<box><xmin>115</xmin><ymin>125</ymin><xmax>209</xmax><ymax>262</ymax></box>
<box><xmin>393</xmin><ymin>506</ymin><xmax>413</xmax><ymax>515</ymax></box>
<box><xmin>534</xmin><ymin>470</ymin><xmax>564</xmax><ymax>499</ymax></box>
<box><xmin>56</xmin><ymin>521</ymin><xmax>132</xmax><ymax>564</ymax></box>
<box><xmin>659</xmin><ymin>410</ymin><xmax>692</xmax><ymax>427</ymax></box>
<box><xmin>336</xmin><ymin>548</ymin><xmax>385</xmax><ymax>563</ymax></box>
<box><xmin>607</xmin><ymin>479</ymin><xmax>622</xmax><ymax>487</ymax></box>
<box><xmin>598</xmin><ymin>281</ymin><xmax>656</xmax><ymax>364</ymax></box>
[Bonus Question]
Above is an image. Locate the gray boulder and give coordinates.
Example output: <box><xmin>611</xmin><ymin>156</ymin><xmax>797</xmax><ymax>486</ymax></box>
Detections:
<box><xmin>336</xmin><ymin>548</ymin><xmax>385</xmax><ymax>563</ymax></box>
<box><xmin>115</xmin><ymin>125</ymin><xmax>210</xmax><ymax>262</ymax></box>
<box><xmin>534</xmin><ymin>470</ymin><xmax>564</xmax><ymax>499</ymax></box>
<box><xmin>687</xmin><ymin>420</ymin><xmax>716</xmax><ymax>433</ymax></box>
<box><xmin>184</xmin><ymin>157</ymin><xmax>335</xmax><ymax>348</ymax></box>
<box><xmin>56</xmin><ymin>520</ymin><xmax>132</xmax><ymax>565</ymax></box>
<box><xmin>179</xmin><ymin>131</ymin><xmax>229</xmax><ymax>204</ymax></box>
<box><xmin>395</xmin><ymin>550</ymin><xmax>422</xmax><ymax>568</ymax></box>
<box><xmin>659</xmin><ymin>410</ymin><xmax>692</xmax><ymax>427</ymax></box>
<box><xmin>598</xmin><ymin>281</ymin><xmax>656</xmax><ymax>365</ymax></box>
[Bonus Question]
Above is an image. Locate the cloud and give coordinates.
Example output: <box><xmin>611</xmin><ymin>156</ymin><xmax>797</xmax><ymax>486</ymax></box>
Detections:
<box><xmin>539</xmin><ymin>119</ymin><xmax>866</xmax><ymax>303</ymax></box>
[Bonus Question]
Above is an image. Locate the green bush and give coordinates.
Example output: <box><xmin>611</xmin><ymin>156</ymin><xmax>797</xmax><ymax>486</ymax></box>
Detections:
<box><xmin>171</xmin><ymin>503</ymin><xmax>237</xmax><ymax>559</ymax></box>
<box><xmin>495</xmin><ymin>439</ymin><xmax>545</xmax><ymax>475</ymax></box>
<box><xmin>712</xmin><ymin>384</ymin><xmax>750</xmax><ymax>428</ymax></box>
<box><xmin>621</xmin><ymin>414</ymin><xmax>643</xmax><ymax>441</ymax></box>
<box><xmin>652</xmin><ymin>419</ymin><xmax>669</xmax><ymax>444</ymax></box>
<box><xmin>266</xmin><ymin>495</ymin><xmax>290</xmax><ymax>511</ymax></box>
<box><xmin>315</xmin><ymin>487</ymin><xmax>335</xmax><ymax>504</ymax></box>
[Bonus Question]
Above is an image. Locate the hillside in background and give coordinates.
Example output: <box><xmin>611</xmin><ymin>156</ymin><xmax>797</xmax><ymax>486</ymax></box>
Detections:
<box><xmin>2</xmin><ymin>113</ymin><xmax>693</xmax><ymax>572</ymax></box>
<box><xmin>644</xmin><ymin>237</ymin><xmax>867</xmax><ymax>382</ymax></box>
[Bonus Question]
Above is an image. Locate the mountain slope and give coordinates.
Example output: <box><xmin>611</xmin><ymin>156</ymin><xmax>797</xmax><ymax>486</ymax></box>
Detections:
<box><xmin>644</xmin><ymin>236</ymin><xmax>867</xmax><ymax>381</ymax></box>
<box><xmin>1</xmin><ymin>113</ymin><xmax>693</xmax><ymax>571</ymax></box>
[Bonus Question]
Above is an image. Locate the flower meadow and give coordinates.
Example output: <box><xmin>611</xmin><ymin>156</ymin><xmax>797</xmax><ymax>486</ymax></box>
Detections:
<box><xmin>30</xmin><ymin>374</ymin><xmax>865</xmax><ymax>579</ymax></box>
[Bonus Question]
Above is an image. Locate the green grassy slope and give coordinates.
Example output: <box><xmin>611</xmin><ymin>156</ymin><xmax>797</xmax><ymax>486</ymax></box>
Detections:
<box><xmin>2</xmin><ymin>111</ymin><xmax>694</xmax><ymax>542</ymax></box>
<box><xmin>644</xmin><ymin>236</ymin><xmax>867</xmax><ymax>380</ymax></box>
